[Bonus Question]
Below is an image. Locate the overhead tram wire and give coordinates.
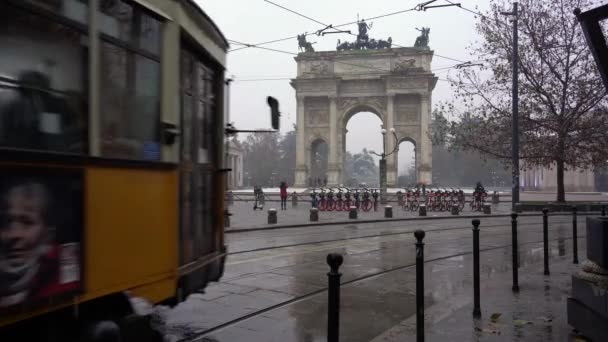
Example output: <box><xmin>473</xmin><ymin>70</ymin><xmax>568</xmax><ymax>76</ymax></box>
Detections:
<box><xmin>228</xmin><ymin>39</ymin><xmax>391</xmax><ymax>73</ymax></box>
<box><xmin>230</xmin><ymin>39</ymin><xmax>470</xmax><ymax>82</ymax></box>
<box><xmin>229</xmin><ymin>5</ymin><xmax>419</xmax><ymax>52</ymax></box>
<box><xmin>445</xmin><ymin>0</ymin><xmax>510</xmax><ymax>28</ymax></box>
<box><xmin>243</xmin><ymin>0</ymin><xmax>469</xmax><ymax>64</ymax></box>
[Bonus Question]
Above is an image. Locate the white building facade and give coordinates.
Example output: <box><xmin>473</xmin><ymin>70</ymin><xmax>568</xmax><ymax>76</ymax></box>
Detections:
<box><xmin>226</xmin><ymin>140</ymin><xmax>243</xmax><ymax>189</ymax></box>
<box><xmin>521</xmin><ymin>165</ymin><xmax>595</xmax><ymax>192</ymax></box>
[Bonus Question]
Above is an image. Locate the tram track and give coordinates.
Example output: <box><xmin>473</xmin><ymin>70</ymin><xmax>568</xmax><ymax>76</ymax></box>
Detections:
<box><xmin>220</xmin><ymin>217</ymin><xmax>575</xmax><ymax>284</ymax></box>
<box><xmin>227</xmin><ymin>216</ymin><xmax>576</xmax><ymax>256</ymax></box>
<box><xmin>183</xmin><ymin>222</ymin><xmax>582</xmax><ymax>341</ymax></box>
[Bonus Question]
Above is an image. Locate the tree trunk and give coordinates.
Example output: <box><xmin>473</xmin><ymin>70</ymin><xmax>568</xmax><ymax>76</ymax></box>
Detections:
<box><xmin>556</xmin><ymin>159</ymin><xmax>565</xmax><ymax>202</ymax></box>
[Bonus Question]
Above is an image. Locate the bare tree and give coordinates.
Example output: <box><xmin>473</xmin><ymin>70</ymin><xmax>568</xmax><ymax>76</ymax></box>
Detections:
<box><xmin>443</xmin><ymin>0</ymin><xmax>608</xmax><ymax>202</ymax></box>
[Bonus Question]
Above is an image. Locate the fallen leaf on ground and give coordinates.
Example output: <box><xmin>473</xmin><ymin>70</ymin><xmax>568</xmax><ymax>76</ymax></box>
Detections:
<box><xmin>537</xmin><ymin>316</ymin><xmax>553</xmax><ymax>323</ymax></box>
<box><xmin>513</xmin><ymin>319</ymin><xmax>533</xmax><ymax>326</ymax></box>
<box><xmin>490</xmin><ymin>313</ymin><xmax>502</xmax><ymax>323</ymax></box>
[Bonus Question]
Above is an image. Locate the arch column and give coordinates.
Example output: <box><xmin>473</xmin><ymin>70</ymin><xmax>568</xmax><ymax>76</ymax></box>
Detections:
<box><xmin>386</xmin><ymin>94</ymin><xmax>397</xmax><ymax>186</ymax></box>
<box><xmin>418</xmin><ymin>93</ymin><xmax>432</xmax><ymax>184</ymax></box>
<box><xmin>294</xmin><ymin>95</ymin><xmax>308</xmax><ymax>187</ymax></box>
<box><xmin>327</xmin><ymin>95</ymin><xmax>341</xmax><ymax>185</ymax></box>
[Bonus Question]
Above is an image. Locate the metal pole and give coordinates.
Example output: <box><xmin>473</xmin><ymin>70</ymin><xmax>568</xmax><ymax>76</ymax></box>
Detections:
<box><xmin>542</xmin><ymin>208</ymin><xmax>550</xmax><ymax>275</ymax></box>
<box><xmin>511</xmin><ymin>2</ymin><xmax>520</xmax><ymax>212</ymax></box>
<box><xmin>572</xmin><ymin>206</ymin><xmax>579</xmax><ymax>264</ymax></box>
<box><xmin>415</xmin><ymin>230</ymin><xmax>426</xmax><ymax>342</ymax></box>
<box><xmin>327</xmin><ymin>253</ymin><xmax>343</xmax><ymax>342</ymax></box>
<box><xmin>511</xmin><ymin>213</ymin><xmax>519</xmax><ymax>292</ymax></box>
<box><xmin>472</xmin><ymin>219</ymin><xmax>481</xmax><ymax>318</ymax></box>
<box><xmin>602</xmin><ymin>205</ymin><xmax>606</xmax><ymax>216</ymax></box>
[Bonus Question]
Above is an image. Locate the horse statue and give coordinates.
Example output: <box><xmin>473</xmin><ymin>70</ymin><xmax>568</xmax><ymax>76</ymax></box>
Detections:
<box><xmin>298</xmin><ymin>34</ymin><xmax>315</xmax><ymax>53</ymax></box>
<box><xmin>414</xmin><ymin>27</ymin><xmax>430</xmax><ymax>48</ymax></box>
<box><xmin>376</xmin><ymin>37</ymin><xmax>392</xmax><ymax>49</ymax></box>
<box><xmin>337</xmin><ymin>39</ymin><xmax>351</xmax><ymax>51</ymax></box>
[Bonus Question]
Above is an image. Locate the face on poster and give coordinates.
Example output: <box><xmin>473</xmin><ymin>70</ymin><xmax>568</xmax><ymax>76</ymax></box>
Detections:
<box><xmin>0</xmin><ymin>168</ymin><xmax>83</xmax><ymax>310</ymax></box>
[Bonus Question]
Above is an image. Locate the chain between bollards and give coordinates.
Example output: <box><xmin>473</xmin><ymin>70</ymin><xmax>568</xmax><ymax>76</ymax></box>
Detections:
<box><xmin>327</xmin><ymin>253</ymin><xmax>343</xmax><ymax>342</ymax></box>
<box><xmin>542</xmin><ymin>208</ymin><xmax>550</xmax><ymax>276</ymax></box>
<box><xmin>572</xmin><ymin>206</ymin><xmax>579</xmax><ymax>264</ymax></box>
<box><xmin>511</xmin><ymin>213</ymin><xmax>519</xmax><ymax>292</ymax></box>
<box><xmin>472</xmin><ymin>219</ymin><xmax>481</xmax><ymax>319</ymax></box>
<box><xmin>414</xmin><ymin>230</ymin><xmax>425</xmax><ymax>342</ymax></box>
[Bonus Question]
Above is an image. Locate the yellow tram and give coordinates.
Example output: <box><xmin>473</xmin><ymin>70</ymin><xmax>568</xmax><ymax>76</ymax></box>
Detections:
<box><xmin>0</xmin><ymin>0</ymin><xmax>229</xmax><ymax>340</ymax></box>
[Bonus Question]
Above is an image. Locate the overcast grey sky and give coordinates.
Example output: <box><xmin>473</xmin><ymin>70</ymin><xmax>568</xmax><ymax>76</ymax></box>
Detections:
<box><xmin>199</xmin><ymin>0</ymin><xmax>492</xmax><ymax>173</ymax></box>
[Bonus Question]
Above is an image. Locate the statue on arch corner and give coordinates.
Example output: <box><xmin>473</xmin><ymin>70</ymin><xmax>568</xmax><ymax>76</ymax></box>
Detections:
<box><xmin>414</xmin><ymin>27</ymin><xmax>430</xmax><ymax>48</ymax></box>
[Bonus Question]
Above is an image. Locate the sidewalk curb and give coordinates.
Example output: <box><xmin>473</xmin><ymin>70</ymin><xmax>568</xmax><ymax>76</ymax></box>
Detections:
<box><xmin>226</xmin><ymin>210</ymin><xmax>604</xmax><ymax>234</ymax></box>
<box><xmin>226</xmin><ymin>213</ymin><xmax>515</xmax><ymax>233</ymax></box>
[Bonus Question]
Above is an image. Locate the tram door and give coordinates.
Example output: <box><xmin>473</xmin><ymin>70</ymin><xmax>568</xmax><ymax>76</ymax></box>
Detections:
<box><xmin>179</xmin><ymin>48</ymin><xmax>217</xmax><ymax>265</ymax></box>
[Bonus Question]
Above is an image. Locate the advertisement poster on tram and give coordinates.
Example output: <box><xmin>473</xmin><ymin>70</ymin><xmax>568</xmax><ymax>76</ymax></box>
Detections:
<box><xmin>0</xmin><ymin>167</ymin><xmax>83</xmax><ymax>310</ymax></box>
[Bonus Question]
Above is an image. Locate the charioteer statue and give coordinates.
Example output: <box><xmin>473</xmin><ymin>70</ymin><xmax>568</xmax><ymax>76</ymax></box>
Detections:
<box><xmin>335</xmin><ymin>18</ymin><xmax>392</xmax><ymax>51</ymax></box>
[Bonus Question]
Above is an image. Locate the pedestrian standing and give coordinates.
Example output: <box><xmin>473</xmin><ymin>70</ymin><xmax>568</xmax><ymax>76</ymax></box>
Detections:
<box><xmin>324</xmin><ymin>177</ymin><xmax>328</xmax><ymax>187</ymax></box>
<box><xmin>279</xmin><ymin>181</ymin><xmax>288</xmax><ymax>210</ymax></box>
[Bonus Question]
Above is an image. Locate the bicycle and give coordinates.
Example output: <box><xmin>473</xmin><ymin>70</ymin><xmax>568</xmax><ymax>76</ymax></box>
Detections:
<box><xmin>372</xmin><ymin>189</ymin><xmax>379</xmax><ymax>212</ymax></box>
<box><xmin>353</xmin><ymin>188</ymin><xmax>361</xmax><ymax>209</ymax></box>
<box><xmin>326</xmin><ymin>188</ymin><xmax>336</xmax><ymax>211</ymax></box>
<box><xmin>343</xmin><ymin>188</ymin><xmax>353</xmax><ymax>211</ymax></box>
<box><xmin>470</xmin><ymin>190</ymin><xmax>487</xmax><ymax>212</ymax></box>
<box><xmin>310</xmin><ymin>188</ymin><xmax>318</xmax><ymax>208</ymax></box>
<box><xmin>361</xmin><ymin>188</ymin><xmax>373</xmax><ymax>212</ymax></box>
<box><xmin>410</xmin><ymin>189</ymin><xmax>421</xmax><ymax>212</ymax></box>
<box><xmin>335</xmin><ymin>188</ymin><xmax>344</xmax><ymax>212</ymax></box>
<box><xmin>318</xmin><ymin>188</ymin><xmax>327</xmax><ymax>211</ymax></box>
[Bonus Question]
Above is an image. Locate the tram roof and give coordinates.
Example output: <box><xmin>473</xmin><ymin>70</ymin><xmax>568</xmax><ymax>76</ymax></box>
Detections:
<box><xmin>183</xmin><ymin>0</ymin><xmax>230</xmax><ymax>50</ymax></box>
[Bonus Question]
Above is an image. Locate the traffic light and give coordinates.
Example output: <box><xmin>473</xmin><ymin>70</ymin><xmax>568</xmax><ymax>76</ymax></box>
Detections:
<box><xmin>267</xmin><ymin>96</ymin><xmax>280</xmax><ymax>130</ymax></box>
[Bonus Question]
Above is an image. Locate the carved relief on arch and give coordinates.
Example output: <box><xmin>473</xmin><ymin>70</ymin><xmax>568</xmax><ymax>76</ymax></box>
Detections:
<box><xmin>306</xmin><ymin>128</ymin><xmax>329</xmax><ymax>146</ymax></box>
<box><xmin>395</xmin><ymin>94</ymin><xmax>420</xmax><ymax>123</ymax></box>
<box><xmin>395</xmin><ymin>126</ymin><xmax>420</xmax><ymax>143</ymax></box>
<box><xmin>305</xmin><ymin>97</ymin><xmax>329</xmax><ymax>127</ymax></box>
<box><xmin>338</xmin><ymin>96</ymin><xmax>387</xmax><ymax>116</ymax></box>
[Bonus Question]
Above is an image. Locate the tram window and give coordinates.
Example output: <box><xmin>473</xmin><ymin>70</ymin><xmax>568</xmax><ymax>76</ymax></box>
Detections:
<box><xmin>99</xmin><ymin>41</ymin><xmax>161</xmax><ymax>160</ymax></box>
<box><xmin>0</xmin><ymin>4</ymin><xmax>88</xmax><ymax>153</ymax></box>
<box><xmin>99</xmin><ymin>0</ymin><xmax>161</xmax><ymax>55</ymax></box>
<box><xmin>22</xmin><ymin>0</ymin><xmax>89</xmax><ymax>25</ymax></box>
<box><xmin>98</xmin><ymin>0</ymin><xmax>162</xmax><ymax>161</ymax></box>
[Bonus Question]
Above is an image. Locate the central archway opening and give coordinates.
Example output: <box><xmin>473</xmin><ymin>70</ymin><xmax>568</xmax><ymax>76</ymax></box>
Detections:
<box><xmin>344</xmin><ymin>111</ymin><xmax>383</xmax><ymax>187</ymax></box>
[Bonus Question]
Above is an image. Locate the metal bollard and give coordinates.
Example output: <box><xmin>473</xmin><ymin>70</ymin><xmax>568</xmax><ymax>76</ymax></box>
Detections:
<box><xmin>511</xmin><ymin>213</ymin><xmax>519</xmax><ymax>292</ymax></box>
<box><xmin>292</xmin><ymin>192</ymin><xmax>298</xmax><ymax>207</ymax></box>
<box><xmin>542</xmin><ymin>208</ymin><xmax>550</xmax><ymax>275</ymax></box>
<box><xmin>224</xmin><ymin>209</ymin><xmax>231</xmax><ymax>228</ymax></box>
<box><xmin>483</xmin><ymin>203</ymin><xmax>491</xmax><ymax>215</ymax></box>
<box><xmin>572</xmin><ymin>206</ymin><xmax>579</xmax><ymax>264</ymax></box>
<box><xmin>492</xmin><ymin>191</ymin><xmax>499</xmax><ymax>205</ymax></box>
<box><xmin>603</xmin><ymin>205</ymin><xmax>606</xmax><ymax>216</ymax></box>
<box><xmin>268</xmin><ymin>208</ymin><xmax>277</xmax><ymax>224</ymax></box>
<box><xmin>385</xmin><ymin>205</ymin><xmax>393</xmax><ymax>218</ymax></box>
<box><xmin>310</xmin><ymin>208</ymin><xmax>319</xmax><ymax>222</ymax></box>
<box><xmin>451</xmin><ymin>204</ymin><xmax>459</xmax><ymax>215</ymax></box>
<box><xmin>414</xmin><ymin>230</ymin><xmax>426</xmax><ymax>342</ymax></box>
<box><xmin>349</xmin><ymin>206</ymin><xmax>358</xmax><ymax>219</ymax></box>
<box><xmin>419</xmin><ymin>204</ymin><xmax>427</xmax><ymax>217</ymax></box>
<box><xmin>227</xmin><ymin>191</ymin><xmax>234</xmax><ymax>206</ymax></box>
<box><xmin>327</xmin><ymin>253</ymin><xmax>343</xmax><ymax>342</ymax></box>
<box><xmin>472</xmin><ymin>219</ymin><xmax>481</xmax><ymax>318</ymax></box>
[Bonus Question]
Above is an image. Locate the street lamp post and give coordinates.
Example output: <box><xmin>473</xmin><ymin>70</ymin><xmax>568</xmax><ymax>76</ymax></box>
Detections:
<box><xmin>373</xmin><ymin>127</ymin><xmax>400</xmax><ymax>205</ymax></box>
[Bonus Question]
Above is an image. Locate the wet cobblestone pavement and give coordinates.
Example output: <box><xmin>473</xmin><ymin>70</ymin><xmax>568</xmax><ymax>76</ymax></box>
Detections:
<box><xmin>162</xmin><ymin>214</ymin><xmax>593</xmax><ymax>341</ymax></box>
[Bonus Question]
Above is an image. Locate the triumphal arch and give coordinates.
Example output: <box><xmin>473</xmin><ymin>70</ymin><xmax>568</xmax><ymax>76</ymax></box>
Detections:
<box><xmin>292</xmin><ymin>29</ymin><xmax>437</xmax><ymax>187</ymax></box>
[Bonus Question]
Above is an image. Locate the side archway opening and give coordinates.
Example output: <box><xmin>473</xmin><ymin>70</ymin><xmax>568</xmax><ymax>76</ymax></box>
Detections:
<box><xmin>397</xmin><ymin>139</ymin><xmax>416</xmax><ymax>187</ymax></box>
<box><xmin>310</xmin><ymin>139</ymin><xmax>328</xmax><ymax>186</ymax></box>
